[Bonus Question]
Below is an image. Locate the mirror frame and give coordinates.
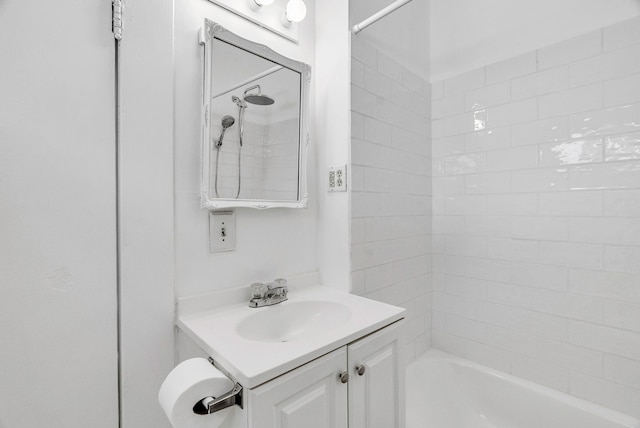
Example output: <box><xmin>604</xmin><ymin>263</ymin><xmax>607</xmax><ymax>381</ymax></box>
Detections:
<box><xmin>200</xmin><ymin>20</ymin><xmax>311</xmax><ymax>210</ymax></box>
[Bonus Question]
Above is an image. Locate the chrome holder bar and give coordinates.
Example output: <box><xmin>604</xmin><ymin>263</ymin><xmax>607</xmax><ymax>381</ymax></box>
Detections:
<box><xmin>193</xmin><ymin>358</ymin><xmax>243</xmax><ymax>415</ymax></box>
<box><xmin>193</xmin><ymin>383</ymin><xmax>243</xmax><ymax>415</ymax></box>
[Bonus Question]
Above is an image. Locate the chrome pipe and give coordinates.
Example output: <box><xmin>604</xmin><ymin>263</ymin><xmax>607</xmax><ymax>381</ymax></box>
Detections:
<box><xmin>351</xmin><ymin>0</ymin><xmax>413</xmax><ymax>35</ymax></box>
<box><xmin>212</xmin><ymin>65</ymin><xmax>283</xmax><ymax>100</ymax></box>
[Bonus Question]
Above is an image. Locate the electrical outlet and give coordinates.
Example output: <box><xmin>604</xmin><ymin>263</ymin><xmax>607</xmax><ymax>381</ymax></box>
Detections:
<box><xmin>209</xmin><ymin>211</ymin><xmax>235</xmax><ymax>252</ymax></box>
<box><xmin>328</xmin><ymin>165</ymin><xmax>347</xmax><ymax>192</ymax></box>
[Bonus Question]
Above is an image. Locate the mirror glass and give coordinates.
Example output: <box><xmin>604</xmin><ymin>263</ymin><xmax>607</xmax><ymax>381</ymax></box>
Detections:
<box><xmin>201</xmin><ymin>21</ymin><xmax>310</xmax><ymax>209</ymax></box>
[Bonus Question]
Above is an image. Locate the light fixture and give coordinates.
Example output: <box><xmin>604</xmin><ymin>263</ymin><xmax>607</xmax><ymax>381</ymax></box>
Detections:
<box><xmin>248</xmin><ymin>0</ymin><xmax>275</xmax><ymax>11</ymax></box>
<box><xmin>281</xmin><ymin>0</ymin><xmax>307</xmax><ymax>27</ymax></box>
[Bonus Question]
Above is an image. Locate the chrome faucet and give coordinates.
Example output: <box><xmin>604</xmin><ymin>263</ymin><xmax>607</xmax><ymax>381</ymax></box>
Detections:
<box><xmin>249</xmin><ymin>278</ymin><xmax>288</xmax><ymax>308</ymax></box>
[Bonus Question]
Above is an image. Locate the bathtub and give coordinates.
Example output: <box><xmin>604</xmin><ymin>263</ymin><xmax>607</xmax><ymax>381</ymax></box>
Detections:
<box><xmin>406</xmin><ymin>349</ymin><xmax>640</xmax><ymax>428</ymax></box>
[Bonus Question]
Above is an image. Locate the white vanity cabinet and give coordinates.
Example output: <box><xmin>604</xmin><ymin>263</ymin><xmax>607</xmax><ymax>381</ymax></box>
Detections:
<box><xmin>247</xmin><ymin>321</ymin><xmax>405</xmax><ymax>428</ymax></box>
<box><xmin>177</xmin><ymin>284</ymin><xmax>407</xmax><ymax>428</ymax></box>
<box><xmin>348</xmin><ymin>320</ymin><xmax>405</xmax><ymax>428</ymax></box>
<box><xmin>247</xmin><ymin>347</ymin><xmax>349</xmax><ymax>428</ymax></box>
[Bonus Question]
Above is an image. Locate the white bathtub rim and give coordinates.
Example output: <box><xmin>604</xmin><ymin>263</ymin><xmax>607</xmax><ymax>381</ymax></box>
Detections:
<box><xmin>409</xmin><ymin>348</ymin><xmax>640</xmax><ymax>428</ymax></box>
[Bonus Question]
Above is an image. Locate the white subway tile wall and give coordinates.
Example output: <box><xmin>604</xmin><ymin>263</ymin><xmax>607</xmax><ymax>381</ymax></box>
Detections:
<box><xmin>351</xmin><ymin>36</ymin><xmax>432</xmax><ymax>362</ymax></box>
<box><xmin>209</xmin><ymin>115</ymin><xmax>299</xmax><ymax>200</ymax></box>
<box><xmin>431</xmin><ymin>16</ymin><xmax>640</xmax><ymax>418</ymax></box>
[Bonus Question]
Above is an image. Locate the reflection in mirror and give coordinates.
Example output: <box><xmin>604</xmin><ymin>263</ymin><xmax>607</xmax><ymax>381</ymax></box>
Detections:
<box><xmin>210</xmin><ymin>41</ymin><xmax>300</xmax><ymax>201</ymax></box>
<box><xmin>201</xmin><ymin>21</ymin><xmax>311</xmax><ymax>210</ymax></box>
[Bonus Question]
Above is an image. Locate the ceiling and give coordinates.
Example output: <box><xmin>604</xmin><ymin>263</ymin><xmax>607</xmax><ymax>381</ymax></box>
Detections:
<box><xmin>431</xmin><ymin>0</ymin><xmax>640</xmax><ymax>81</ymax></box>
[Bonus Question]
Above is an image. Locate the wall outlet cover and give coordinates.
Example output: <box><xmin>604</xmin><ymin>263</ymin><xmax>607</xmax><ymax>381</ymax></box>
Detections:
<box><xmin>328</xmin><ymin>165</ymin><xmax>347</xmax><ymax>192</ymax></box>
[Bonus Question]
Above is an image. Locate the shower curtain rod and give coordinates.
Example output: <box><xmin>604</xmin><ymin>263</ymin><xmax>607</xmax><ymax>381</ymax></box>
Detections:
<box><xmin>352</xmin><ymin>0</ymin><xmax>414</xmax><ymax>35</ymax></box>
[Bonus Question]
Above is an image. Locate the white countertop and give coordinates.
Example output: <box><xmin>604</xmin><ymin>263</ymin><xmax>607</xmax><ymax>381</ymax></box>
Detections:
<box><xmin>177</xmin><ymin>285</ymin><xmax>405</xmax><ymax>388</ymax></box>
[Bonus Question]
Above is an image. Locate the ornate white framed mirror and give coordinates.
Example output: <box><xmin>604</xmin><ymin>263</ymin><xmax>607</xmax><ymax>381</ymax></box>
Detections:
<box><xmin>200</xmin><ymin>20</ymin><xmax>311</xmax><ymax>210</ymax></box>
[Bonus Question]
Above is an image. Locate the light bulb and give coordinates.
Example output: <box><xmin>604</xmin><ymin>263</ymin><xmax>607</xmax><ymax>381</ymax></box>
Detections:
<box><xmin>285</xmin><ymin>0</ymin><xmax>306</xmax><ymax>23</ymax></box>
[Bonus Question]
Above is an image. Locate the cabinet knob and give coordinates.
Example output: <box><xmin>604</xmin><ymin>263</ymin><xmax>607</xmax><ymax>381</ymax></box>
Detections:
<box><xmin>355</xmin><ymin>365</ymin><xmax>366</xmax><ymax>376</ymax></box>
<box><xmin>338</xmin><ymin>371</ymin><xmax>349</xmax><ymax>384</ymax></box>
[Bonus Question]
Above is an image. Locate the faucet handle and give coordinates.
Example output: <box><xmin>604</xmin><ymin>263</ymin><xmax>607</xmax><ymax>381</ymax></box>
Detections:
<box><xmin>269</xmin><ymin>279</ymin><xmax>288</xmax><ymax>296</ymax></box>
<box><xmin>250</xmin><ymin>282</ymin><xmax>267</xmax><ymax>298</ymax></box>
<box><xmin>273</xmin><ymin>278</ymin><xmax>287</xmax><ymax>287</ymax></box>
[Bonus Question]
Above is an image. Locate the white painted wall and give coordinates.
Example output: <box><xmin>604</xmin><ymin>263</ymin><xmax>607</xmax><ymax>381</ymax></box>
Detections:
<box><xmin>0</xmin><ymin>0</ymin><xmax>118</xmax><ymax>426</ymax></box>
<box><xmin>173</xmin><ymin>0</ymin><xmax>318</xmax><ymax>300</ymax></box>
<box><xmin>118</xmin><ymin>1</ymin><xmax>176</xmax><ymax>427</ymax></box>
<box><xmin>316</xmin><ymin>0</ymin><xmax>352</xmax><ymax>291</ymax></box>
<box><xmin>431</xmin><ymin>0</ymin><xmax>640</xmax><ymax>81</ymax></box>
<box><xmin>120</xmin><ymin>0</ymin><xmax>354</xmax><ymax>425</ymax></box>
<box><xmin>120</xmin><ymin>0</ymin><xmax>319</xmax><ymax>424</ymax></box>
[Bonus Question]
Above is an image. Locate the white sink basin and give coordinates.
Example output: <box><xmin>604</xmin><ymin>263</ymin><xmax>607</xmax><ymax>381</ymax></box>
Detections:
<box><xmin>235</xmin><ymin>301</ymin><xmax>352</xmax><ymax>343</ymax></box>
<box><xmin>177</xmin><ymin>285</ymin><xmax>405</xmax><ymax>388</ymax></box>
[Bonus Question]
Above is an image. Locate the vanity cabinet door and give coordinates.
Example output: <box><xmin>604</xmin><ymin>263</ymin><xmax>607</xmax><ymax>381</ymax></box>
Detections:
<box><xmin>347</xmin><ymin>321</ymin><xmax>406</xmax><ymax>428</ymax></box>
<box><xmin>247</xmin><ymin>347</ymin><xmax>348</xmax><ymax>428</ymax></box>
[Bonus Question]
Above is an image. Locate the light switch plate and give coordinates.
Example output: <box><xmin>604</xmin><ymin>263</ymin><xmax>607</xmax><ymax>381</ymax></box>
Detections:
<box><xmin>209</xmin><ymin>211</ymin><xmax>236</xmax><ymax>252</ymax></box>
<box><xmin>328</xmin><ymin>165</ymin><xmax>347</xmax><ymax>192</ymax></box>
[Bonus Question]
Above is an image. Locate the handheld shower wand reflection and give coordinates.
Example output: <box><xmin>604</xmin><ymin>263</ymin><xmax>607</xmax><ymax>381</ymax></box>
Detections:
<box><xmin>215</xmin><ymin>115</ymin><xmax>236</xmax><ymax>148</ymax></box>
<box><xmin>213</xmin><ymin>88</ymin><xmax>275</xmax><ymax>200</ymax></box>
<box><xmin>213</xmin><ymin>115</ymin><xmax>235</xmax><ymax>199</ymax></box>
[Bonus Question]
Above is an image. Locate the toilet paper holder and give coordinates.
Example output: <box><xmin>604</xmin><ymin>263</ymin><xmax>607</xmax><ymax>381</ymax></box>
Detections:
<box><xmin>193</xmin><ymin>382</ymin><xmax>243</xmax><ymax>415</ymax></box>
<box><xmin>192</xmin><ymin>358</ymin><xmax>243</xmax><ymax>415</ymax></box>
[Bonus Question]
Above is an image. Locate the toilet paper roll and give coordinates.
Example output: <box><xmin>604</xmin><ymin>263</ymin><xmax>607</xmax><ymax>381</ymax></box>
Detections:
<box><xmin>159</xmin><ymin>358</ymin><xmax>235</xmax><ymax>428</ymax></box>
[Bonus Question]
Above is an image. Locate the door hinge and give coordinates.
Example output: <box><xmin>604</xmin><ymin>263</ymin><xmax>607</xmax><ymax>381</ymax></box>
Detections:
<box><xmin>112</xmin><ymin>0</ymin><xmax>123</xmax><ymax>40</ymax></box>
